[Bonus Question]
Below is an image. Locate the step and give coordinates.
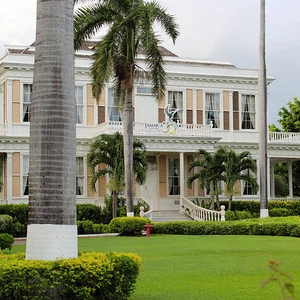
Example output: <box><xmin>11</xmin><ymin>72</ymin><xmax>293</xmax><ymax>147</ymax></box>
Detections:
<box><xmin>151</xmin><ymin>210</ymin><xmax>192</xmax><ymax>222</ymax></box>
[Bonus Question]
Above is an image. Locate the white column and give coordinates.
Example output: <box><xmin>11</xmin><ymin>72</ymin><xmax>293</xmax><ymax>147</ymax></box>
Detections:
<box><xmin>288</xmin><ymin>161</ymin><xmax>293</xmax><ymax>198</ymax></box>
<box><xmin>193</xmin><ymin>89</ymin><xmax>197</xmax><ymax>124</ymax></box>
<box><xmin>270</xmin><ymin>161</ymin><xmax>275</xmax><ymax>198</ymax></box>
<box><xmin>6</xmin><ymin>153</ymin><xmax>12</xmax><ymax>204</ymax></box>
<box><xmin>7</xmin><ymin>81</ymin><xmax>13</xmax><ymax>135</ymax></box>
<box><xmin>267</xmin><ymin>157</ymin><xmax>270</xmax><ymax>199</ymax></box>
<box><xmin>180</xmin><ymin>152</ymin><xmax>185</xmax><ymax>212</ymax></box>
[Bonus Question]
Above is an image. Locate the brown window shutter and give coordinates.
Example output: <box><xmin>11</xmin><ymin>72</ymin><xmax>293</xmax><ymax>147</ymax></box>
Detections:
<box><xmin>223</xmin><ymin>111</ymin><xmax>229</xmax><ymax>130</ymax></box>
<box><xmin>132</xmin><ymin>107</ymin><xmax>135</xmax><ymax>122</ymax></box>
<box><xmin>197</xmin><ymin>110</ymin><xmax>203</xmax><ymax>124</ymax></box>
<box><xmin>233</xmin><ymin>91</ymin><xmax>239</xmax><ymax>111</ymax></box>
<box><xmin>158</xmin><ymin>108</ymin><xmax>165</xmax><ymax>123</ymax></box>
<box><xmin>186</xmin><ymin>110</ymin><xmax>193</xmax><ymax>124</ymax></box>
<box><xmin>233</xmin><ymin>112</ymin><xmax>239</xmax><ymax>130</ymax></box>
<box><xmin>98</xmin><ymin>106</ymin><xmax>105</xmax><ymax>124</ymax></box>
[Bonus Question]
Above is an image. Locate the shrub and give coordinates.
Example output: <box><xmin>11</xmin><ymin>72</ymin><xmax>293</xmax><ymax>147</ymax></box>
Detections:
<box><xmin>0</xmin><ymin>233</ymin><xmax>14</xmax><ymax>250</ymax></box>
<box><xmin>0</xmin><ymin>215</ymin><xmax>13</xmax><ymax>233</ymax></box>
<box><xmin>224</xmin><ymin>210</ymin><xmax>236</xmax><ymax>221</ymax></box>
<box><xmin>153</xmin><ymin>217</ymin><xmax>300</xmax><ymax>237</ymax></box>
<box><xmin>76</xmin><ymin>204</ymin><xmax>103</xmax><ymax>223</ymax></box>
<box><xmin>0</xmin><ymin>252</ymin><xmax>141</xmax><ymax>300</ymax></box>
<box><xmin>0</xmin><ymin>204</ymin><xmax>28</xmax><ymax>226</ymax></box>
<box><xmin>235</xmin><ymin>211</ymin><xmax>253</xmax><ymax>220</ymax></box>
<box><xmin>109</xmin><ymin>217</ymin><xmax>150</xmax><ymax>235</ymax></box>
<box><xmin>269</xmin><ymin>208</ymin><xmax>291</xmax><ymax>217</ymax></box>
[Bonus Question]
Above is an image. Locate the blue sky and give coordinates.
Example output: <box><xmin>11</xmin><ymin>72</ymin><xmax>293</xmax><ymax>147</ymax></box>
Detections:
<box><xmin>1</xmin><ymin>0</ymin><xmax>299</xmax><ymax>125</ymax></box>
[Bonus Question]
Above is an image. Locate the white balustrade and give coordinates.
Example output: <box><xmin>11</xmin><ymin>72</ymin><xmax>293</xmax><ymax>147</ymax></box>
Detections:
<box><xmin>134</xmin><ymin>197</ymin><xmax>153</xmax><ymax>220</ymax></box>
<box><xmin>269</xmin><ymin>132</ymin><xmax>300</xmax><ymax>143</ymax></box>
<box><xmin>182</xmin><ymin>197</ymin><xmax>225</xmax><ymax>221</ymax></box>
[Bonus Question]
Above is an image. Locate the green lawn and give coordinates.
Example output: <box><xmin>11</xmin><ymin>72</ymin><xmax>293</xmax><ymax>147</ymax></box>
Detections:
<box><xmin>11</xmin><ymin>235</ymin><xmax>300</xmax><ymax>300</ymax></box>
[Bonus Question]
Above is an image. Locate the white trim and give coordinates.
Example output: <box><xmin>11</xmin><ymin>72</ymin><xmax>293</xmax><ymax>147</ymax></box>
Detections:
<box><xmin>26</xmin><ymin>224</ymin><xmax>78</xmax><ymax>260</ymax></box>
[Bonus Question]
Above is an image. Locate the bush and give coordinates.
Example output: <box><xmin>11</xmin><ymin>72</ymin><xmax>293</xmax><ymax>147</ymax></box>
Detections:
<box><xmin>235</xmin><ymin>211</ymin><xmax>253</xmax><ymax>220</ymax></box>
<box><xmin>0</xmin><ymin>215</ymin><xmax>13</xmax><ymax>233</ymax></box>
<box><xmin>0</xmin><ymin>204</ymin><xmax>28</xmax><ymax>226</ymax></box>
<box><xmin>76</xmin><ymin>204</ymin><xmax>103</xmax><ymax>223</ymax></box>
<box><xmin>109</xmin><ymin>217</ymin><xmax>150</xmax><ymax>235</ymax></box>
<box><xmin>0</xmin><ymin>233</ymin><xmax>14</xmax><ymax>250</ymax></box>
<box><xmin>0</xmin><ymin>252</ymin><xmax>141</xmax><ymax>300</ymax></box>
<box><xmin>269</xmin><ymin>208</ymin><xmax>290</xmax><ymax>217</ymax></box>
<box><xmin>153</xmin><ymin>216</ymin><xmax>300</xmax><ymax>237</ymax></box>
<box><xmin>77</xmin><ymin>221</ymin><xmax>109</xmax><ymax>235</ymax></box>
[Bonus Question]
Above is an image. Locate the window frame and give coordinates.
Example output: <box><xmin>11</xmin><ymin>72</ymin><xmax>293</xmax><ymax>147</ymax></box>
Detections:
<box><xmin>240</xmin><ymin>94</ymin><xmax>256</xmax><ymax>130</ymax></box>
<box><xmin>76</xmin><ymin>157</ymin><xmax>85</xmax><ymax>197</ymax></box>
<box><xmin>167</xmin><ymin>157</ymin><xmax>180</xmax><ymax>196</ymax></box>
<box><xmin>204</xmin><ymin>92</ymin><xmax>222</xmax><ymax>129</ymax></box>
<box><xmin>21</xmin><ymin>154</ymin><xmax>29</xmax><ymax>197</ymax></box>
<box><xmin>22</xmin><ymin>83</ymin><xmax>33</xmax><ymax>123</ymax></box>
<box><xmin>75</xmin><ymin>85</ymin><xmax>84</xmax><ymax>125</ymax></box>
<box><xmin>167</xmin><ymin>90</ymin><xmax>185</xmax><ymax>124</ymax></box>
<box><xmin>107</xmin><ymin>87</ymin><xmax>123</xmax><ymax>122</ymax></box>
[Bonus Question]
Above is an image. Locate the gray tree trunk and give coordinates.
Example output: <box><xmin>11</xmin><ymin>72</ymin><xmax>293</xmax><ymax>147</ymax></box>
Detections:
<box><xmin>258</xmin><ymin>0</ymin><xmax>269</xmax><ymax>218</ymax></box>
<box><xmin>26</xmin><ymin>0</ymin><xmax>78</xmax><ymax>260</ymax></box>
<box><xmin>123</xmin><ymin>85</ymin><xmax>134</xmax><ymax>217</ymax></box>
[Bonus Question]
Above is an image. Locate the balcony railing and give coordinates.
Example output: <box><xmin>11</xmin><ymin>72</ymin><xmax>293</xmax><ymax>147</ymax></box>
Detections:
<box><xmin>94</xmin><ymin>121</ymin><xmax>213</xmax><ymax>138</ymax></box>
<box><xmin>269</xmin><ymin>132</ymin><xmax>300</xmax><ymax>143</ymax></box>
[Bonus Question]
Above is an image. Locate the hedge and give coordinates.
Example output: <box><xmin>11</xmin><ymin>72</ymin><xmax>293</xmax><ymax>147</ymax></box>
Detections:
<box><xmin>0</xmin><ymin>252</ymin><xmax>142</xmax><ymax>300</ymax></box>
<box><xmin>0</xmin><ymin>234</ymin><xmax>14</xmax><ymax>250</ymax></box>
<box><xmin>108</xmin><ymin>217</ymin><xmax>151</xmax><ymax>235</ymax></box>
<box><xmin>152</xmin><ymin>217</ymin><xmax>300</xmax><ymax>237</ymax></box>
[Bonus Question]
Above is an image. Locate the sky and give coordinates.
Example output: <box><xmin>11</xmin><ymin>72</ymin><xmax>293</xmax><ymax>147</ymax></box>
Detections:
<box><xmin>1</xmin><ymin>0</ymin><xmax>300</xmax><ymax>125</ymax></box>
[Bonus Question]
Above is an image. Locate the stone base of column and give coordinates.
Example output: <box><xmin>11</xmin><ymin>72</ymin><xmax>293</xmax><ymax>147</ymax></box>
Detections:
<box><xmin>260</xmin><ymin>209</ymin><xmax>269</xmax><ymax>219</ymax></box>
<box><xmin>26</xmin><ymin>224</ymin><xmax>78</xmax><ymax>260</ymax></box>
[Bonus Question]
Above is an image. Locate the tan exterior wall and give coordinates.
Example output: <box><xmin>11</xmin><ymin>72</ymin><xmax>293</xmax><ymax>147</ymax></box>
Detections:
<box><xmin>12</xmin><ymin>153</ymin><xmax>20</xmax><ymax>197</ymax></box>
<box><xmin>223</xmin><ymin>91</ymin><xmax>229</xmax><ymax>110</ymax></box>
<box><xmin>12</xmin><ymin>80</ymin><xmax>20</xmax><ymax>124</ymax></box>
<box><xmin>234</xmin><ymin>180</ymin><xmax>241</xmax><ymax>196</ymax></box>
<box><xmin>197</xmin><ymin>89</ymin><xmax>203</xmax><ymax>109</ymax></box>
<box><xmin>186</xmin><ymin>89</ymin><xmax>193</xmax><ymax>110</ymax></box>
<box><xmin>159</xmin><ymin>155</ymin><xmax>167</xmax><ymax>197</ymax></box>
<box><xmin>99</xmin><ymin>86</ymin><xmax>105</xmax><ymax>106</ymax></box>
<box><xmin>97</xmin><ymin>163</ymin><xmax>107</xmax><ymax>197</ymax></box>
<box><xmin>86</xmin><ymin>84</ymin><xmax>94</xmax><ymax>126</ymax></box>
<box><xmin>87</xmin><ymin>164</ymin><xmax>94</xmax><ymax>198</ymax></box>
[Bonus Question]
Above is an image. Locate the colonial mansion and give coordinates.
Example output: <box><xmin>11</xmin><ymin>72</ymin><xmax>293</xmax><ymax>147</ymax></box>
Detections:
<box><xmin>0</xmin><ymin>42</ymin><xmax>299</xmax><ymax>211</ymax></box>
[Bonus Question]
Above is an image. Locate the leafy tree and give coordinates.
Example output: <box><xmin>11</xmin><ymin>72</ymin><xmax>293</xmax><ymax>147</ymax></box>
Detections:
<box><xmin>87</xmin><ymin>132</ymin><xmax>148</xmax><ymax>218</ymax></box>
<box><xmin>74</xmin><ymin>0</ymin><xmax>179</xmax><ymax>216</ymax></box>
<box><xmin>187</xmin><ymin>148</ymin><xmax>226</xmax><ymax>210</ymax></box>
<box><xmin>274</xmin><ymin>174</ymin><xmax>289</xmax><ymax>197</ymax></box>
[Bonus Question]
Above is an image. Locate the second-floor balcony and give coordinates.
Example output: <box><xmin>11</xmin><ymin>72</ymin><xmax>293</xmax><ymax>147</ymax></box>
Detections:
<box><xmin>94</xmin><ymin>121</ymin><xmax>213</xmax><ymax>138</ymax></box>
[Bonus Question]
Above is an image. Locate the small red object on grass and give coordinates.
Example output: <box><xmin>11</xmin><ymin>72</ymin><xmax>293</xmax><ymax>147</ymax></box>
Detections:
<box><xmin>144</xmin><ymin>224</ymin><xmax>154</xmax><ymax>237</ymax></box>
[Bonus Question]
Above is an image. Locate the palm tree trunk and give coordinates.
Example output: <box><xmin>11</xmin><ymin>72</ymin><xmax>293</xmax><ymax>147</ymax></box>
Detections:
<box><xmin>123</xmin><ymin>70</ymin><xmax>134</xmax><ymax>217</ymax></box>
<box><xmin>112</xmin><ymin>190</ymin><xmax>118</xmax><ymax>218</ymax></box>
<box><xmin>26</xmin><ymin>0</ymin><xmax>77</xmax><ymax>260</ymax></box>
<box><xmin>258</xmin><ymin>0</ymin><xmax>269</xmax><ymax>218</ymax></box>
<box><xmin>228</xmin><ymin>195</ymin><xmax>233</xmax><ymax>211</ymax></box>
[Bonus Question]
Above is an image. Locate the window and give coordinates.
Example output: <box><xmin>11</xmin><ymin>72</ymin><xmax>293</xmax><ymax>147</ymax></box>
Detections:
<box><xmin>168</xmin><ymin>91</ymin><xmax>183</xmax><ymax>123</ymax></box>
<box><xmin>75</xmin><ymin>86</ymin><xmax>83</xmax><ymax>124</ymax></box>
<box><xmin>241</xmin><ymin>95</ymin><xmax>255</xmax><ymax>129</ymax></box>
<box><xmin>76</xmin><ymin>157</ymin><xmax>84</xmax><ymax>196</ymax></box>
<box><xmin>205</xmin><ymin>93</ymin><xmax>220</xmax><ymax>128</ymax></box>
<box><xmin>23</xmin><ymin>155</ymin><xmax>29</xmax><ymax>196</ymax></box>
<box><xmin>168</xmin><ymin>158</ymin><xmax>180</xmax><ymax>195</ymax></box>
<box><xmin>23</xmin><ymin>84</ymin><xmax>32</xmax><ymax>122</ymax></box>
<box><xmin>108</xmin><ymin>88</ymin><xmax>122</xmax><ymax>121</ymax></box>
<box><xmin>243</xmin><ymin>169</ymin><xmax>256</xmax><ymax>195</ymax></box>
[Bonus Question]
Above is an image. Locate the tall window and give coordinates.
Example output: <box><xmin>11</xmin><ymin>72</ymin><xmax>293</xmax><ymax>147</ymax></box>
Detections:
<box><xmin>243</xmin><ymin>169</ymin><xmax>256</xmax><ymax>195</ymax></box>
<box><xmin>108</xmin><ymin>88</ymin><xmax>122</xmax><ymax>121</ymax></box>
<box><xmin>76</xmin><ymin>157</ymin><xmax>84</xmax><ymax>196</ymax></box>
<box><xmin>168</xmin><ymin>91</ymin><xmax>183</xmax><ymax>123</ymax></box>
<box><xmin>23</xmin><ymin>155</ymin><xmax>29</xmax><ymax>196</ymax></box>
<box><xmin>75</xmin><ymin>86</ymin><xmax>83</xmax><ymax>124</ymax></box>
<box><xmin>168</xmin><ymin>158</ymin><xmax>180</xmax><ymax>195</ymax></box>
<box><xmin>241</xmin><ymin>95</ymin><xmax>255</xmax><ymax>129</ymax></box>
<box><xmin>23</xmin><ymin>84</ymin><xmax>32</xmax><ymax>122</ymax></box>
<box><xmin>205</xmin><ymin>93</ymin><xmax>220</xmax><ymax>128</ymax></box>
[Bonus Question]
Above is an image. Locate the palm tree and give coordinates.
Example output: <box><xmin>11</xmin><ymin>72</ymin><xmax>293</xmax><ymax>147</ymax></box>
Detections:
<box><xmin>223</xmin><ymin>149</ymin><xmax>258</xmax><ymax>210</ymax></box>
<box><xmin>74</xmin><ymin>0</ymin><xmax>179</xmax><ymax>216</ymax></box>
<box><xmin>26</xmin><ymin>0</ymin><xmax>77</xmax><ymax>260</ymax></box>
<box><xmin>87</xmin><ymin>132</ymin><xmax>148</xmax><ymax>218</ymax></box>
<box><xmin>188</xmin><ymin>148</ymin><xmax>226</xmax><ymax>210</ymax></box>
<box><xmin>258</xmin><ymin>0</ymin><xmax>269</xmax><ymax>218</ymax></box>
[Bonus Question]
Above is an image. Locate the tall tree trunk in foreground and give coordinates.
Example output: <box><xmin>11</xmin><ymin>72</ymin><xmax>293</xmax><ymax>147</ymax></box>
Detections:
<box><xmin>258</xmin><ymin>0</ymin><xmax>269</xmax><ymax>218</ymax></box>
<box><xmin>26</xmin><ymin>0</ymin><xmax>77</xmax><ymax>260</ymax></box>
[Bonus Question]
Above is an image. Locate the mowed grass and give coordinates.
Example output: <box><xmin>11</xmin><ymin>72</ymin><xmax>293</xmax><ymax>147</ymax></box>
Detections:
<box><xmin>11</xmin><ymin>235</ymin><xmax>300</xmax><ymax>300</ymax></box>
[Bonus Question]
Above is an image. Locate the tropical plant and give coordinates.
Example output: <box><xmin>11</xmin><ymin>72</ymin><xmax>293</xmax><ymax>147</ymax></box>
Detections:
<box><xmin>223</xmin><ymin>149</ymin><xmax>258</xmax><ymax>210</ymax></box>
<box><xmin>26</xmin><ymin>0</ymin><xmax>77</xmax><ymax>260</ymax></box>
<box><xmin>87</xmin><ymin>132</ymin><xmax>148</xmax><ymax>218</ymax></box>
<box><xmin>74</xmin><ymin>0</ymin><xmax>179</xmax><ymax>216</ymax></box>
<box><xmin>187</xmin><ymin>148</ymin><xmax>226</xmax><ymax>210</ymax></box>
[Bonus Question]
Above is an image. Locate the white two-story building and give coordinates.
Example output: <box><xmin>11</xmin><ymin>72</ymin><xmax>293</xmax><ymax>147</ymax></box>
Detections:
<box><xmin>0</xmin><ymin>42</ymin><xmax>299</xmax><ymax>211</ymax></box>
